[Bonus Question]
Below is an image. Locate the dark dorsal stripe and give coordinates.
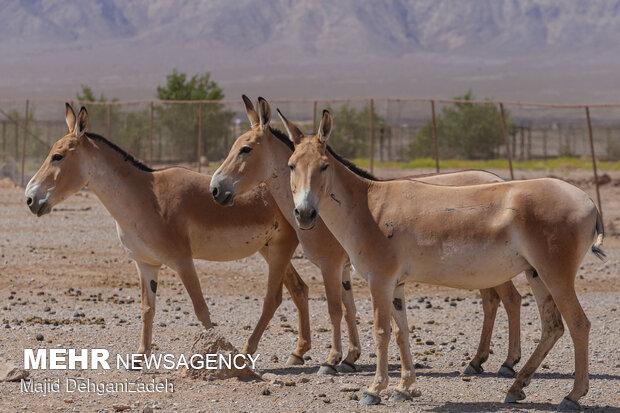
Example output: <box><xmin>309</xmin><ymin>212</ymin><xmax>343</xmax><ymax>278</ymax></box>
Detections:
<box><xmin>269</xmin><ymin>127</ymin><xmax>378</xmax><ymax>181</ymax></box>
<box><xmin>85</xmin><ymin>132</ymin><xmax>155</xmax><ymax>172</ymax></box>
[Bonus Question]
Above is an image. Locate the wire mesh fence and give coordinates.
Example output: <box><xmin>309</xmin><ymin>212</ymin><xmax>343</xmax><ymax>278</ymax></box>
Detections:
<box><xmin>2</xmin><ymin>97</ymin><xmax>619</xmax><ymax>220</ymax></box>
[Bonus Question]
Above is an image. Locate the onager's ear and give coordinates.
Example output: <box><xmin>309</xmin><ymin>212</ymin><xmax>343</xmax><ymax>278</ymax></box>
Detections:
<box><xmin>65</xmin><ymin>103</ymin><xmax>76</xmax><ymax>134</ymax></box>
<box><xmin>276</xmin><ymin>108</ymin><xmax>304</xmax><ymax>145</ymax></box>
<box><xmin>318</xmin><ymin>110</ymin><xmax>332</xmax><ymax>143</ymax></box>
<box><xmin>75</xmin><ymin>106</ymin><xmax>89</xmax><ymax>137</ymax></box>
<box><xmin>242</xmin><ymin>95</ymin><xmax>259</xmax><ymax>128</ymax></box>
<box><xmin>257</xmin><ymin>96</ymin><xmax>271</xmax><ymax>129</ymax></box>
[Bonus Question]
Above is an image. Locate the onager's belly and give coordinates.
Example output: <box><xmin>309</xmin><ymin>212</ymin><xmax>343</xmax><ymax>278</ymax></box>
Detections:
<box><xmin>188</xmin><ymin>222</ymin><xmax>275</xmax><ymax>262</ymax></box>
<box><xmin>405</xmin><ymin>240</ymin><xmax>530</xmax><ymax>290</ymax></box>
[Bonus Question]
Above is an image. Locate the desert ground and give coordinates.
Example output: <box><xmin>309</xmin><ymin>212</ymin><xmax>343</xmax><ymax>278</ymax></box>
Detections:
<box><xmin>0</xmin><ymin>167</ymin><xmax>619</xmax><ymax>412</ymax></box>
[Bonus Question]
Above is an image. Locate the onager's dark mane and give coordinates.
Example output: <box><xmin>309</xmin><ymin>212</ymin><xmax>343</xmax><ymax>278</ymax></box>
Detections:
<box><xmin>269</xmin><ymin>127</ymin><xmax>378</xmax><ymax>181</ymax></box>
<box><xmin>86</xmin><ymin>132</ymin><xmax>155</xmax><ymax>172</ymax></box>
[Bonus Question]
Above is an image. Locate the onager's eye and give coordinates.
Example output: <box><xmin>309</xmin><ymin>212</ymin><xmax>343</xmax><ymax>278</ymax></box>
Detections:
<box><xmin>288</xmin><ymin>163</ymin><xmax>296</xmax><ymax>171</ymax></box>
<box><xmin>239</xmin><ymin>146</ymin><xmax>253</xmax><ymax>155</ymax></box>
<box><xmin>51</xmin><ymin>153</ymin><xmax>64</xmax><ymax>162</ymax></box>
<box><xmin>320</xmin><ymin>163</ymin><xmax>329</xmax><ymax>172</ymax></box>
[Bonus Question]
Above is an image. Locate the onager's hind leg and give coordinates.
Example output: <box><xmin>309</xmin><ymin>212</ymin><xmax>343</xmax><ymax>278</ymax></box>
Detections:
<box><xmin>495</xmin><ymin>281</ymin><xmax>522</xmax><ymax>377</ymax></box>
<box><xmin>135</xmin><ymin>261</ymin><xmax>161</xmax><ymax>357</ymax></box>
<box><xmin>506</xmin><ymin>270</ymin><xmax>564</xmax><ymax>404</ymax></box>
<box><xmin>466</xmin><ymin>288</ymin><xmax>500</xmax><ymax>375</ymax></box>
<box><xmin>337</xmin><ymin>263</ymin><xmax>361</xmax><ymax>372</ymax></box>
<box><xmin>282</xmin><ymin>264</ymin><xmax>312</xmax><ymax>365</ymax></box>
<box><xmin>388</xmin><ymin>283</ymin><xmax>416</xmax><ymax>402</ymax></box>
<box><xmin>172</xmin><ymin>260</ymin><xmax>213</xmax><ymax>330</ymax></box>
<box><xmin>242</xmin><ymin>241</ymin><xmax>297</xmax><ymax>356</ymax></box>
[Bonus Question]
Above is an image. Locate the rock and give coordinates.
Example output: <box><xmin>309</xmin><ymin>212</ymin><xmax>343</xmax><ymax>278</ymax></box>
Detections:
<box><xmin>142</xmin><ymin>405</ymin><xmax>154</xmax><ymax>413</ymax></box>
<box><xmin>0</xmin><ymin>359</ymin><xmax>29</xmax><ymax>382</ymax></box>
<box><xmin>35</xmin><ymin>333</ymin><xmax>44</xmax><ymax>341</ymax></box>
<box><xmin>340</xmin><ymin>384</ymin><xmax>361</xmax><ymax>392</ymax></box>
<box><xmin>185</xmin><ymin>329</ymin><xmax>262</xmax><ymax>382</ymax></box>
<box><xmin>261</xmin><ymin>388</ymin><xmax>271</xmax><ymax>396</ymax></box>
<box><xmin>112</xmin><ymin>404</ymin><xmax>130</xmax><ymax>412</ymax></box>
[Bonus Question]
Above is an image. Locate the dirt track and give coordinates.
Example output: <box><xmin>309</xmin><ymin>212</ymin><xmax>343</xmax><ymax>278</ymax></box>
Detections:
<box><xmin>0</xmin><ymin>168</ymin><xmax>619</xmax><ymax>412</ymax></box>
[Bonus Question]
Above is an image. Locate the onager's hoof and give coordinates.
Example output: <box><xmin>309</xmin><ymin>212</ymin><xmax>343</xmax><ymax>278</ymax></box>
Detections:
<box><xmin>463</xmin><ymin>362</ymin><xmax>484</xmax><ymax>375</ymax></box>
<box><xmin>336</xmin><ymin>360</ymin><xmax>357</xmax><ymax>373</ymax></box>
<box><xmin>388</xmin><ymin>389</ymin><xmax>412</xmax><ymax>402</ymax></box>
<box><xmin>557</xmin><ymin>397</ymin><xmax>583</xmax><ymax>412</ymax></box>
<box><xmin>359</xmin><ymin>392</ymin><xmax>381</xmax><ymax>406</ymax></box>
<box><xmin>285</xmin><ymin>354</ymin><xmax>305</xmax><ymax>366</ymax></box>
<box><xmin>504</xmin><ymin>390</ymin><xmax>526</xmax><ymax>403</ymax></box>
<box><xmin>317</xmin><ymin>364</ymin><xmax>339</xmax><ymax>376</ymax></box>
<box><xmin>498</xmin><ymin>364</ymin><xmax>517</xmax><ymax>378</ymax></box>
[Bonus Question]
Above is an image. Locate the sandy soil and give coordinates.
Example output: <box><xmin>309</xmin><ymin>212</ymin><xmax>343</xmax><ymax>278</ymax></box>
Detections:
<box><xmin>0</xmin><ymin>168</ymin><xmax>619</xmax><ymax>412</ymax></box>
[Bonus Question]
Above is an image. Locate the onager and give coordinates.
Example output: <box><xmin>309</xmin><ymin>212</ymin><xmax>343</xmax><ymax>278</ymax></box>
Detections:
<box><xmin>280</xmin><ymin>108</ymin><xmax>604</xmax><ymax>410</ymax></box>
<box><xmin>24</xmin><ymin>104</ymin><xmax>313</xmax><ymax>364</ymax></box>
<box><xmin>211</xmin><ymin>96</ymin><xmax>522</xmax><ymax>377</ymax></box>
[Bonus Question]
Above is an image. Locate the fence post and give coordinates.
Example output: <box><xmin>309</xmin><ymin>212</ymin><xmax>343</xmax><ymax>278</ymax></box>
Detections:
<box><xmin>369</xmin><ymin>98</ymin><xmax>375</xmax><ymax>173</ymax></box>
<box><xmin>106</xmin><ymin>103</ymin><xmax>111</xmax><ymax>138</ymax></box>
<box><xmin>312</xmin><ymin>101</ymin><xmax>318</xmax><ymax>132</ymax></box>
<box><xmin>585</xmin><ymin>106</ymin><xmax>603</xmax><ymax>218</ymax></box>
<box><xmin>20</xmin><ymin>100</ymin><xmax>29</xmax><ymax>187</ymax></box>
<box><xmin>499</xmin><ymin>103</ymin><xmax>514</xmax><ymax>180</ymax></box>
<box><xmin>542</xmin><ymin>129</ymin><xmax>548</xmax><ymax>160</ymax></box>
<box><xmin>1</xmin><ymin>121</ymin><xmax>5</xmax><ymax>161</ymax></box>
<box><xmin>430</xmin><ymin>100</ymin><xmax>440</xmax><ymax>173</ymax></box>
<box><xmin>149</xmin><ymin>101</ymin><xmax>154</xmax><ymax>163</ymax></box>
<box><xmin>197</xmin><ymin>103</ymin><xmax>203</xmax><ymax>173</ymax></box>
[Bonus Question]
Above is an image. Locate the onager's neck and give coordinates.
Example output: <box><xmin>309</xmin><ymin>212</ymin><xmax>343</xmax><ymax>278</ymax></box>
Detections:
<box><xmin>82</xmin><ymin>137</ymin><xmax>153</xmax><ymax>226</ymax></box>
<box><xmin>317</xmin><ymin>152</ymin><xmax>373</xmax><ymax>255</ymax></box>
<box><xmin>263</xmin><ymin>135</ymin><xmax>298</xmax><ymax>224</ymax></box>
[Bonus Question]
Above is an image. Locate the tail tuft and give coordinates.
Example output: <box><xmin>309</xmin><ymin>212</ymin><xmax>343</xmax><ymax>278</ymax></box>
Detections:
<box><xmin>591</xmin><ymin>209</ymin><xmax>607</xmax><ymax>262</ymax></box>
<box><xmin>591</xmin><ymin>244</ymin><xmax>607</xmax><ymax>261</ymax></box>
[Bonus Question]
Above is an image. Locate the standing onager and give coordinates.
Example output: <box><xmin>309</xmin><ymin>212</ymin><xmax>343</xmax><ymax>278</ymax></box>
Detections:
<box><xmin>280</xmin><ymin>108</ymin><xmax>604</xmax><ymax>410</ymax></box>
<box><xmin>24</xmin><ymin>103</ymin><xmax>312</xmax><ymax>364</ymax></box>
<box><xmin>211</xmin><ymin>96</ymin><xmax>522</xmax><ymax>377</ymax></box>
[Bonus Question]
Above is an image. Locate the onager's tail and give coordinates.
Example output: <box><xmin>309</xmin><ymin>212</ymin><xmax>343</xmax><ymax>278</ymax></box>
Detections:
<box><xmin>591</xmin><ymin>208</ymin><xmax>607</xmax><ymax>261</ymax></box>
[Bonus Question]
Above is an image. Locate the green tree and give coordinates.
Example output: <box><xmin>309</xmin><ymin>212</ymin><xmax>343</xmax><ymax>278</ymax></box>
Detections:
<box><xmin>411</xmin><ymin>91</ymin><xmax>513</xmax><ymax>159</ymax></box>
<box><xmin>327</xmin><ymin>103</ymin><xmax>390</xmax><ymax>159</ymax></box>
<box><xmin>156</xmin><ymin>70</ymin><xmax>232</xmax><ymax>161</ymax></box>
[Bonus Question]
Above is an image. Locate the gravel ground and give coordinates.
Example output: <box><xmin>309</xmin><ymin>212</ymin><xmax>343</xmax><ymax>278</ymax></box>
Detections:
<box><xmin>0</xmin><ymin>168</ymin><xmax>619</xmax><ymax>412</ymax></box>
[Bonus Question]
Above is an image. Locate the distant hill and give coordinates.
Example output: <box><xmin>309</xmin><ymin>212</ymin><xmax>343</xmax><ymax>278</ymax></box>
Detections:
<box><xmin>1</xmin><ymin>0</ymin><xmax>619</xmax><ymax>102</ymax></box>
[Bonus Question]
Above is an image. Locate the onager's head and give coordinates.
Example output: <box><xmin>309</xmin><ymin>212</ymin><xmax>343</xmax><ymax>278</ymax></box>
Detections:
<box><xmin>278</xmin><ymin>109</ymin><xmax>333</xmax><ymax>230</ymax></box>
<box><xmin>25</xmin><ymin>103</ymin><xmax>91</xmax><ymax>216</ymax></box>
<box><xmin>210</xmin><ymin>95</ymin><xmax>273</xmax><ymax>206</ymax></box>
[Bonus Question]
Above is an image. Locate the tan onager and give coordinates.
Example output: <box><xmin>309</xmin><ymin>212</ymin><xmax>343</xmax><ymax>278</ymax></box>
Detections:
<box><xmin>280</xmin><ymin>108</ymin><xmax>604</xmax><ymax>410</ymax></box>
<box><xmin>211</xmin><ymin>96</ymin><xmax>522</xmax><ymax>377</ymax></box>
<box><xmin>24</xmin><ymin>103</ymin><xmax>312</xmax><ymax>364</ymax></box>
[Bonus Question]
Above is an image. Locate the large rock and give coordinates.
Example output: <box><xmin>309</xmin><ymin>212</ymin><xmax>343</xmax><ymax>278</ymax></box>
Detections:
<box><xmin>185</xmin><ymin>329</ymin><xmax>261</xmax><ymax>382</ymax></box>
<box><xmin>0</xmin><ymin>359</ymin><xmax>29</xmax><ymax>382</ymax></box>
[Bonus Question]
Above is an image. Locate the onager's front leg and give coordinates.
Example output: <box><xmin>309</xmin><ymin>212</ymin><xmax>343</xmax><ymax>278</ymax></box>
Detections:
<box><xmin>243</xmin><ymin>244</ymin><xmax>296</xmax><ymax>356</ymax></box>
<box><xmin>360</xmin><ymin>276</ymin><xmax>396</xmax><ymax>406</ymax></box>
<box><xmin>173</xmin><ymin>260</ymin><xmax>213</xmax><ymax>330</ymax></box>
<box><xmin>338</xmin><ymin>263</ymin><xmax>361</xmax><ymax>372</ymax></box>
<box><xmin>135</xmin><ymin>261</ymin><xmax>161</xmax><ymax>358</ymax></box>
<box><xmin>495</xmin><ymin>281</ymin><xmax>522</xmax><ymax>377</ymax></box>
<box><xmin>281</xmin><ymin>264</ymin><xmax>312</xmax><ymax>365</ymax></box>
<box><xmin>317</xmin><ymin>262</ymin><xmax>345</xmax><ymax>375</ymax></box>
<box><xmin>389</xmin><ymin>283</ymin><xmax>416</xmax><ymax>402</ymax></box>
<box><xmin>466</xmin><ymin>288</ymin><xmax>500</xmax><ymax>375</ymax></box>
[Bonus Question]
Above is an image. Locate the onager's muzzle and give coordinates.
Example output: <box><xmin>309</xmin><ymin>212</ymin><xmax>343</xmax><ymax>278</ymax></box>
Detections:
<box><xmin>25</xmin><ymin>179</ymin><xmax>52</xmax><ymax>217</ymax></box>
<box><xmin>209</xmin><ymin>174</ymin><xmax>235</xmax><ymax>206</ymax></box>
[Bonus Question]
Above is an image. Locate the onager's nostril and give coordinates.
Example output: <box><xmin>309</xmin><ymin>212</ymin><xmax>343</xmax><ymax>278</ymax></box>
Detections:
<box><xmin>310</xmin><ymin>209</ymin><xmax>317</xmax><ymax>219</ymax></box>
<box><xmin>26</xmin><ymin>197</ymin><xmax>33</xmax><ymax>206</ymax></box>
<box><xmin>294</xmin><ymin>208</ymin><xmax>300</xmax><ymax>217</ymax></box>
<box><xmin>212</xmin><ymin>187</ymin><xmax>219</xmax><ymax>198</ymax></box>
